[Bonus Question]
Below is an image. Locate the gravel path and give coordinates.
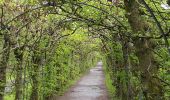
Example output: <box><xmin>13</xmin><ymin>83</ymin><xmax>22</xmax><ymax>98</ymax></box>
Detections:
<box><xmin>55</xmin><ymin>62</ymin><xmax>108</xmax><ymax>100</ymax></box>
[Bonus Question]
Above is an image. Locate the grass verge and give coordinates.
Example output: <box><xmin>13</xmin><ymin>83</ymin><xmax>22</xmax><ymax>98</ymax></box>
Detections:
<box><xmin>103</xmin><ymin>63</ymin><xmax>116</xmax><ymax>100</ymax></box>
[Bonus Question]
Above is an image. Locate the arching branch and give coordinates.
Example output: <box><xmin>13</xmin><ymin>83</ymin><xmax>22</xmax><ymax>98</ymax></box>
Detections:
<box><xmin>140</xmin><ymin>0</ymin><xmax>170</xmax><ymax>55</ymax></box>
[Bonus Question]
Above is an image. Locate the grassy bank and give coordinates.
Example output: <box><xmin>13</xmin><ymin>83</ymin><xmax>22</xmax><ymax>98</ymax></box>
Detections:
<box><xmin>103</xmin><ymin>62</ymin><xmax>116</xmax><ymax>100</ymax></box>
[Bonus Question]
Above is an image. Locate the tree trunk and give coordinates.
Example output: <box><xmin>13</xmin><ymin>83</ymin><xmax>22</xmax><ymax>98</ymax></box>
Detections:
<box><xmin>121</xmin><ymin>41</ymin><xmax>133</xmax><ymax>100</ymax></box>
<box><xmin>30</xmin><ymin>68</ymin><xmax>39</xmax><ymax>100</ymax></box>
<box><xmin>30</xmin><ymin>51</ymin><xmax>41</xmax><ymax>100</ymax></box>
<box><xmin>14</xmin><ymin>47</ymin><xmax>24</xmax><ymax>100</ymax></box>
<box><xmin>124</xmin><ymin>0</ymin><xmax>164</xmax><ymax>99</ymax></box>
<box><xmin>135</xmin><ymin>39</ymin><xmax>164</xmax><ymax>100</ymax></box>
<box><xmin>0</xmin><ymin>34</ymin><xmax>10</xmax><ymax>100</ymax></box>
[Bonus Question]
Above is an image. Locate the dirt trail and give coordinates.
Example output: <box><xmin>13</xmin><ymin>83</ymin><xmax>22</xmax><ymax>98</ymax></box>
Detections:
<box><xmin>55</xmin><ymin>62</ymin><xmax>108</xmax><ymax>100</ymax></box>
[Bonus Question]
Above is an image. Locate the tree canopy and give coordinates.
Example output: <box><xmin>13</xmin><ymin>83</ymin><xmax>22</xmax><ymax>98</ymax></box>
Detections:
<box><xmin>0</xmin><ymin>0</ymin><xmax>170</xmax><ymax>100</ymax></box>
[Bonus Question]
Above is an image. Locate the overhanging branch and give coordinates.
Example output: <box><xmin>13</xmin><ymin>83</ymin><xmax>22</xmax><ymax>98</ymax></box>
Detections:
<box><xmin>140</xmin><ymin>0</ymin><xmax>170</xmax><ymax>55</ymax></box>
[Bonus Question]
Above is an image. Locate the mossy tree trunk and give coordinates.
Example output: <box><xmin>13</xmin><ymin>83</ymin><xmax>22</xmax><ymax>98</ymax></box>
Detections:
<box><xmin>14</xmin><ymin>47</ymin><xmax>24</xmax><ymax>100</ymax></box>
<box><xmin>124</xmin><ymin>0</ymin><xmax>164</xmax><ymax>99</ymax></box>
<box><xmin>121</xmin><ymin>40</ymin><xmax>133</xmax><ymax>100</ymax></box>
<box><xmin>0</xmin><ymin>34</ymin><xmax>10</xmax><ymax>100</ymax></box>
<box><xmin>30</xmin><ymin>49</ymin><xmax>41</xmax><ymax>100</ymax></box>
<box><xmin>134</xmin><ymin>39</ymin><xmax>164</xmax><ymax>100</ymax></box>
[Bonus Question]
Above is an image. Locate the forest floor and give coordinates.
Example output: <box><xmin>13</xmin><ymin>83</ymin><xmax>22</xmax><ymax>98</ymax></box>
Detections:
<box><xmin>54</xmin><ymin>62</ymin><xmax>109</xmax><ymax>100</ymax></box>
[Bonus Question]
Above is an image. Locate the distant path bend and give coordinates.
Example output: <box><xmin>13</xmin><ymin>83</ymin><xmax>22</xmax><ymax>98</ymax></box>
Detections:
<box><xmin>55</xmin><ymin>62</ymin><xmax>108</xmax><ymax>100</ymax></box>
